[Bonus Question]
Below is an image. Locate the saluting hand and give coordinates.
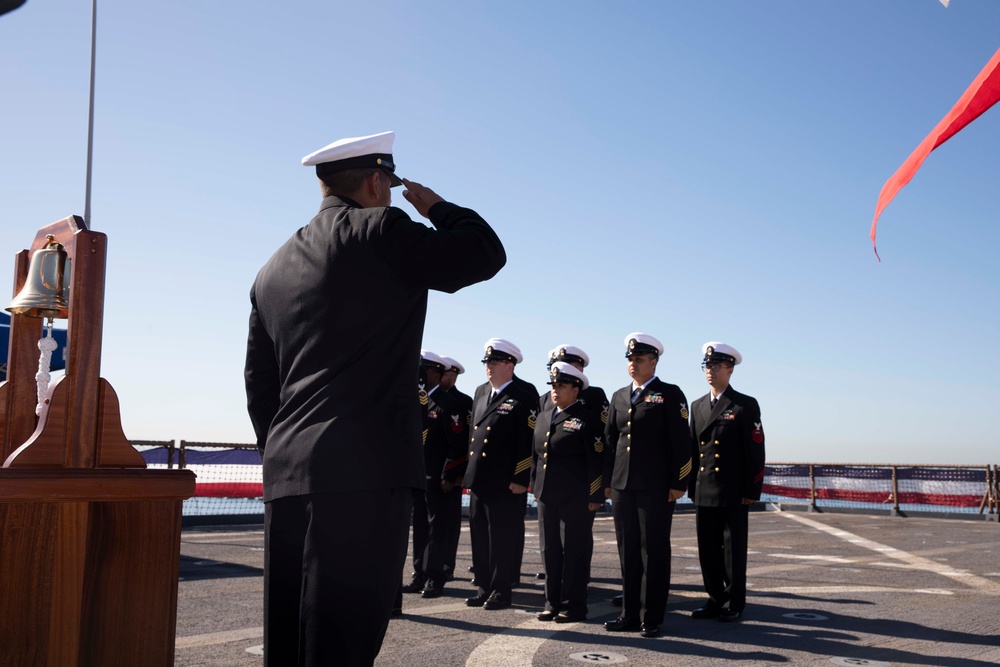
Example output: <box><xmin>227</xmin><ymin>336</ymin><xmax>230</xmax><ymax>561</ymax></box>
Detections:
<box><xmin>402</xmin><ymin>178</ymin><xmax>445</xmax><ymax>219</ymax></box>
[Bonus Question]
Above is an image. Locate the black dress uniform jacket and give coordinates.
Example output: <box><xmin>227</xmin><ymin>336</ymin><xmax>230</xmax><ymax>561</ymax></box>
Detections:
<box><xmin>245</xmin><ymin>196</ymin><xmax>505</xmax><ymax>502</ymax></box>
<box><xmin>464</xmin><ymin>380</ymin><xmax>536</xmax><ymax>501</ymax></box>
<box><xmin>539</xmin><ymin>385</ymin><xmax>609</xmax><ymax>432</ymax></box>
<box><xmin>426</xmin><ymin>388</ymin><xmax>470</xmax><ymax>485</ymax></box>
<box><xmin>604</xmin><ymin>378</ymin><xmax>693</xmax><ymax>492</ymax></box>
<box><xmin>531</xmin><ymin>402</ymin><xmax>605</xmax><ymax>506</ymax></box>
<box><xmin>688</xmin><ymin>386</ymin><xmax>765</xmax><ymax>506</ymax></box>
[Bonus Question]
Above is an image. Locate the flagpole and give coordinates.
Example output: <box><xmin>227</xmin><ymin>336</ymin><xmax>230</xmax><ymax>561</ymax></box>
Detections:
<box><xmin>83</xmin><ymin>0</ymin><xmax>97</xmax><ymax>227</ymax></box>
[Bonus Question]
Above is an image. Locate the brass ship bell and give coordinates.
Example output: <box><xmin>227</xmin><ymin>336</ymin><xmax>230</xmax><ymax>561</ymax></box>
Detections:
<box><xmin>6</xmin><ymin>234</ymin><xmax>70</xmax><ymax>319</ymax></box>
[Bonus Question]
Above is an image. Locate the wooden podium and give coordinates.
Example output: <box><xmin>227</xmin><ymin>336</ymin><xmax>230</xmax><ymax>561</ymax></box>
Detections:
<box><xmin>0</xmin><ymin>216</ymin><xmax>195</xmax><ymax>666</ymax></box>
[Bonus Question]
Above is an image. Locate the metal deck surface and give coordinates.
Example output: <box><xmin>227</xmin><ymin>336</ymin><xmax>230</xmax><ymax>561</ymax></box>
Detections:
<box><xmin>174</xmin><ymin>508</ymin><xmax>1000</xmax><ymax>666</ymax></box>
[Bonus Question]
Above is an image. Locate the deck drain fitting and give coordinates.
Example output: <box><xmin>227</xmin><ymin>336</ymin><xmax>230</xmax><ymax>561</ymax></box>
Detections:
<box><xmin>783</xmin><ymin>612</ymin><xmax>829</xmax><ymax>621</ymax></box>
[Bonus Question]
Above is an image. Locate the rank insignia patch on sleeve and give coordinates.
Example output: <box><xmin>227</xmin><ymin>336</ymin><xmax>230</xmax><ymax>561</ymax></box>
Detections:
<box><xmin>528</xmin><ymin>409</ymin><xmax>537</xmax><ymax>429</ymax></box>
<box><xmin>679</xmin><ymin>402</ymin><xmax>689</xmax><ymax>419</ymax></box>
<box><xmin>752</xmin><ymin>422</ymin><xmax>764</xmax><ymax>444</ymax></box>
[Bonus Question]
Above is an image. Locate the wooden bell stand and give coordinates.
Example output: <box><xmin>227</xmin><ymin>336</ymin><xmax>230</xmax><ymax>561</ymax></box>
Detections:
<box><xmin>0</xmin><ymin>216</ymin><xmax>195</xmax><ymax>666</ymax></box>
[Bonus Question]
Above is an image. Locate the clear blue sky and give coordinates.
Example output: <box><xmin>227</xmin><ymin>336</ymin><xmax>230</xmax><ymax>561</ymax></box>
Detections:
<box><xmin>2</xmin><ymin>1</ymin><xmax>998</xmax><ymax>464</ymax></box>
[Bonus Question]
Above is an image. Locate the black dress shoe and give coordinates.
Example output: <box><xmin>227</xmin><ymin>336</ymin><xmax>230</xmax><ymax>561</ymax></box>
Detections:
<box><xmin>421</xmin><ymin>581</ymin><xmax>443</xmax><ymax>599</ymax></box>
<box><xmin>604</xmin><ymin>617</ymin><xmax>640</xmax><ymax>632</ymax></box>
<box><xmin>389</xmin><ymin>607</ymin><xmax>403</xmax><ymax>618</ymax></box>
<box><xmin>691</xmin><ymin>603</ymin><xmax>723</xmax><ymax>619</ymax></box>
<box><xmin>465</xmin><ymin>593</ymin><xmax>489</xmax><ymax>607</ymax></box>
<box><xmin>536</xmin><ymin>610</ymin><xmax>558</xmax><ymax>621</ymax></box>
<box><xmin>536</xmin><ymin>572</ymin><xmax>546</xmax><ymax>580</ymax></box>
<box><xmin>719</xmin><ymin>608</ymin><xmax>743</xmax><ymax>623</ymax></box>
<box><xmin>401</xmin><ymin>578</ymin><xmax>426</xmax><ymax>594</ymax></box>
<box><xmin>640</xmin><ymin>623</ymin><xmax>660</xmax><ymax>638</ymax></box>
<box><xmin>554</xmin><ymin>612</ymin><xmax>586</xmax><ymax>623</ymax></box>
<box><xmin>610</xmin><ymin>594</ymin><xmax>623</xmax><ymax>607</ymax></box>
<box><xmin>470</xmin><ymin>577</ymin><xmax>479</xmax><ymax>587</ymax></box>
<box><xmin>482</xmin><ymin>592</ymin><xmax>511</xmax><ymax>610</ymax></box>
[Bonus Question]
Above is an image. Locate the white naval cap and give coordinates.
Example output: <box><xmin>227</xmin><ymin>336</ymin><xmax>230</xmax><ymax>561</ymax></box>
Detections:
<box><xmin>701</xmin><ymin>341</ymin><xmax>742</xmax><ymax>365</ymax></box>
<box><xmin>548</xmin><ymin>361</ymin><xmax>589</xmax><ymax>390</ymax></box>
<box><xmin>548</xmin><ymin>344</ymin><xmax>590</xmax><ymax>368</ymax></box>
<box><xmin>482</xmin><ymin>338</ymin><xmax>522</xmax><ymax>364</ymax></box>
<box><xmin>624</xmin><ymin>332</ymin><xmax>664</xmax><ymax>358</ymax></box>
<box><xmin>440</xmin><ymin>356</ymin><xmax>465</xmax><ymax>375</ymax></box>
<box><xmin>420</xmin><ymin>349</ymin><xmax>449</xmax><ymax>371</ymax></box>
<box><xmin>301</xmin><ymin>130</ymin><xmax>403</xmax><ymax>187</ymax></box>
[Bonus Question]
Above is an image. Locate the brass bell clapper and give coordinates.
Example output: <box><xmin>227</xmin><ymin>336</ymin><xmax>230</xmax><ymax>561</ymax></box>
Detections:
<box><xmin>6</xmin><ymin>234</ymin><xmax>70</xmax><ymax>415</ymax></box>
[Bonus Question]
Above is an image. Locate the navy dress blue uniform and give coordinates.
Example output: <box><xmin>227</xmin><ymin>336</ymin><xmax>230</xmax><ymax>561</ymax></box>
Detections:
<box><xmin>403</xmin><ymin>371</ymin><xmax>434</xmax><ymax>592</ymax></box>
<box><xmin>463</xmin><ymin>366</ymin><xmax>536</xmax><ymax>605</ymax></box>
<box><xmin>442</xmin><ymin>383</ymin><xmax>473</xmax><ymax>574</ymax></box>
<box><xmin>419</xmin><ymin>384</ymin><xmax>470</xmax><ymax>592</ymax></box>
<box><xmin>531</xmin><ymin>371</ymin><xmax>604</xmax><ymax>619</ymax></box>
<box><xmin>604</xmin><ymin>336</ymin><xmax>693</xmax><ymax>634</ymax></box>
<box><xmin>245</xmin><ymin>132</ymin><xmax>505</xmax><ymax>666</ymax></box>
<box><xmin>689</xmin><ymin>343</ymin><xmax>765</xmax><ymax>618</ymax></box>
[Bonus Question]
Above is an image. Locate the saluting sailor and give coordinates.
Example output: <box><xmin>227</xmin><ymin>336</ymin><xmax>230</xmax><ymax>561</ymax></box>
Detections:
<box><xmin>688</xmin><ymin>342</ymin><xmax>765</xmax><ymax>623</ymax></box>
<box><xmin>462</xmin><ymin>338</ymin><xmax>536</xmax><ymax>610</ymax></box>
<box><xmin>245</xmin><ymin>130</ymin><xmax>505</xmax><ymax>666</ymax></box>
<box><xmin>531</xmin><ymin>362</ymin><xmax>605</xmax><ymax>623</ymax></box>
<box><xmin>602</xmin><ymin>333</ymin><xmax>693</xmax><ymax>639</ymax></box>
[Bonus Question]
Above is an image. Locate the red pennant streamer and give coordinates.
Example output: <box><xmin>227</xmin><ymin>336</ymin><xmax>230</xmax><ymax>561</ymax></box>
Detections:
<box><xmin>870</xmin><ymin>47</ymin><xmax>1000</xmax><ymax>260</ymax></box>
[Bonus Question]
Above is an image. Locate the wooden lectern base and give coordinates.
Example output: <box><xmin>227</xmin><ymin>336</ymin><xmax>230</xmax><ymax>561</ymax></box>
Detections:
<box><xmin>0</xmin><ymin>468</ymin><xmax>196</xmax><ymax>666</ymax></box>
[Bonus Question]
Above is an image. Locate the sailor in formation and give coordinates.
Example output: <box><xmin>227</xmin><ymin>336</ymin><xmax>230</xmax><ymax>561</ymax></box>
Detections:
<box><xmin>462</xmin><ymin>339</ymin><xmax>536</xmax><ymax>610</ymax></box>
<box><xmin>688</xmin><ymin>342</ymin><xmax>765</xmax><ymax>623</ymax></box>
<box><xmin>602</xmin><ymin>333</ymin><xmax>693</xmax><ymax>638</ymax></box>
<box><xmin>531</xmin><ymin>362</ymin><xmax>605</xmax><ymax>623</ymax></box>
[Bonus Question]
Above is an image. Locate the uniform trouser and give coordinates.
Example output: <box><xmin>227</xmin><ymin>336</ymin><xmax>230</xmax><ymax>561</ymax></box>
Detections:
<box><xmin>409</xmin><ymin>488</ymin><xmax>429</xmax><ymax>581</ymax></box>
<box><xmin>538</xmin><ymin>498</ymin><xmax>595</xmax><ymax>616</ymax></box>
<box><xmin>264</xmin><ymin>489</ymin><xmax>412</xmax><ymax>667</ymax></box>
<box><xmin>611</xmin><ymin>487</ymin><xmax>676</xmax><ymax>627</ymax></box>
<box><xmin>696</xmin><ymin>504</ymin><xmax>749</xmax><ymax>611</ymax></box>
<box><xmin>444</xmin><ymin>492</ymin><xmax>464</xmax><ymax>574</ymax></box>
<box><xmin>421</xmin><ymin>480</ymin><xmax>463</xmax><ymax>586</ymax></box>
<box><xmin>514</xmin><ymin>492</ymin><xmax>528</xmax><ymax>579</ymax></box>
<box><xmin>469</xmin><ymin>491</ymin><xmax>522</xmax><ymax>598</ymax></box>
